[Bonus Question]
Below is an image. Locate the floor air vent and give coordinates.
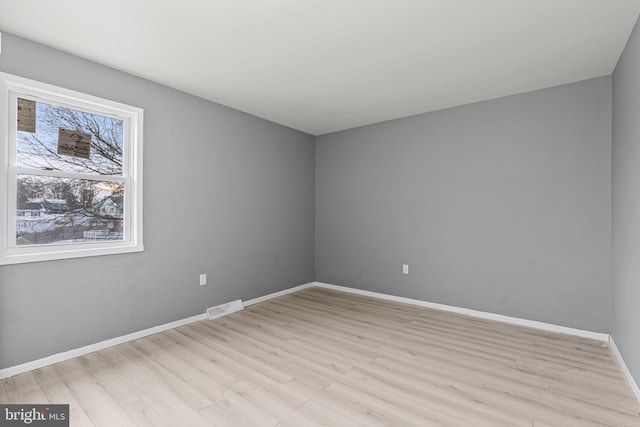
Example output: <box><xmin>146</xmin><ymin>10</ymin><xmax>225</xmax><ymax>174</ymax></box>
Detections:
<box><xmin>206</xmin><ymin>299</ymin><xmax>244</xmax><ymax>320</ymax></box>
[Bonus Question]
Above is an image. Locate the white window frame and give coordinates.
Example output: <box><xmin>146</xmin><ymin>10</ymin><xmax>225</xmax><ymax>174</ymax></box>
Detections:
<box><xmin>0</xmin><ymin>72</ymin><xmax>143</xmax><ymax>265</ymax></box>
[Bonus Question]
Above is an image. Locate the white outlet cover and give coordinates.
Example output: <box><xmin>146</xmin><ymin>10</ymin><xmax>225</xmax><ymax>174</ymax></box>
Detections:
<box><xmin>402</xmin><ymin>264</ymin><xmax>409</xmax><ymax>274</ymax></box>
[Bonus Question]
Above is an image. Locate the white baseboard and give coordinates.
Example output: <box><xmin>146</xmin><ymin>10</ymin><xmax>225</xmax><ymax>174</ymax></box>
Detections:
<box><xmin>0</xmin><ymin>313</ymin><xmax>206</xmax><ymax>380</ymax></box>
<box><xmin>0</xmin><ymin>281</ymin><xmax>316</xmax><ymax>380</ymax></box>
<box><xmin>609</xmin><ymin>337</ymin><xmax>640</xmax><ymax>403</ymax></box>
<box><xmin>313</xmin><ymin>282</ymin><xmax>610</xmax><ymax>342</ymax></box>
<box><xmin>0</xmin><ymin>280</ymin><xmax>613</xmax><ymax>381</ymax></box>
<box><xmin>244</xmin><ymin>282</ymin><xmax>315</xmax><ymax>306</ymax></box>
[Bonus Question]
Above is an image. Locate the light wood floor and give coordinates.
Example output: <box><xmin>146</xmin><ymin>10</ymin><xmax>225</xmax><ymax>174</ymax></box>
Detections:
<box><xmin>1</xmin><ymin>287</ymin><xmax>639</xmax><ymax>426</ymax></box>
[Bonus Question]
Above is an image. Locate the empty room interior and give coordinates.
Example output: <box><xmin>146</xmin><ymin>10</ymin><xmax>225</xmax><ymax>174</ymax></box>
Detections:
<box><xmin>2</xmin><ymin>0</ymin><xmax>640</xmax><ymax>425</ymax></box>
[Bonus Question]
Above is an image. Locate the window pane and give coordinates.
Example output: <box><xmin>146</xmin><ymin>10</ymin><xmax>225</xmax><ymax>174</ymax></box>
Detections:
<box><xmin>16</xmin><ymin>175</ymin><xmax>125</xmax><ymax>246</ymax></box>
<box><xmin>16</xmin><ymin>100</ymin><xmax>124</xmax><ymax>176</ymax></box>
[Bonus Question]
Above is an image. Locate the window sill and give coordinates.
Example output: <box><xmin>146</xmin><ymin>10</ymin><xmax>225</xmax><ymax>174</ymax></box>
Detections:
<box><xmin>0</xmin><ymin>243</ymin><xmax>144</xmax><ymax>265</ymax></box>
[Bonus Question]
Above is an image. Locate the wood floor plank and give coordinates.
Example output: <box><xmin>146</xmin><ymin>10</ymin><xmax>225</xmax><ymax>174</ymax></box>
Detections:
<box><xmin>96</xmin><ymin>346</ymin><xmax>212</xmax><ymax>427</ymax></box>
<box><xmin>128</xmin><ymin>337</ymin><xmax>228</xmax><ymax>403</ymax></box>
<box><xmin>33</xmin><ymin>366</ymin><xmax>81</xmax><ymax>408</ymax></box>
<box><xmin>146</xmin><ymin>332</ymin><xmax>238</xmax><ymax>386</ymax></box>
<box><xmin>215</xmin><ymin>388</ymin><xmax>280</xmax><ymax>427</ymax></box>
<box><xmin>228</xmin><ymin>381</ymin><xmax>322</xmax><ymax>427</ymax></box>
<box><xmin>77</xmin><ymin>353</ymin><xmax>141</xmax><ymax>407</ymax></box>
<box><xmin>220</xmin><ymin>316</ymin><xmax>364</xmax><ymax>369</ymax></box>
<box><xmin>53</xmin><ymin>358</ymin><xmax>137</xmax><ymax>426</ymax></box>
<box><xmin>349</xmin><ymin>363</ymin><xmax>530</xmax><ymax>426</ymax></box>
<box><xmin>1</xmin><ymin>287</ymin><xmax>638</xmax><ymax>426</ymax></box>
<box><xmin>0</xmin><ymin>381</ymin><xmax>10</xmax><ymax>403</ymax></box>
<box><xmin>122</xmin><ymin>399</ymin><xmax>171</xmax><ymax>427</ymax></box>
<box><xmin>198</xmin><ymin>402</ymin><xmax>246</xmax><ymax>427</ymax></box>
<box><xmin>165</xmin><ymin>328</ymin><xmax>310</xmax><ymax>410</ymax></box>
<box><xmin>116</xmin><ymin>342</ymin><xmax>213</xmax><ymax>411</ymax></box>
<box><xmin>33</xmin><ymin>366</ymin><xmax>95</xmax><ymax>427</ymax></box>
<box><xmin>296</xmin><ymin>399</ymin><xmax>371</xmax><ymax>427</ymax></box>
<box><xmin>287</xmin><ymin>379</ymin><xmax>388</xmax><ymax>427</ymax></box>
<box><xmin>184</xmin><ymin>323</ymin><xmax>293</xmax><ymax>384</ymax></box>
<box><xmin>324</xmin><ymin>380</ymin><xmax>438</xmax><ymax>426</ymax></box>
<box><xmin>4</xmin><ymin>372</ymin><xmax>48</xmax><ymax>404</ymax></box>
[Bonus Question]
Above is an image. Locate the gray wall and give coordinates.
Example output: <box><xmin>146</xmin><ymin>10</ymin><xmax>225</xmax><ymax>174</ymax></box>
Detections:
<box><xmin>0</xmin><ymin>32</ymin><xmax>315</xmax><ymax>369</ymax></box>
<box><xmin>612</xmin><ymin>17</ymin><xmax>640</xmax><ymax>387</ymax></box>
<box><xmin>316</xmin><ymin>77</ymin><xmax>612</xmax><ymax>332</ymax></box>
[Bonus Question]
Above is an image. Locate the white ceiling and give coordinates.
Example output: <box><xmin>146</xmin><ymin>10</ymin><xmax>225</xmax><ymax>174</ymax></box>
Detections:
<box><xmin>1</xmin><ymin>1</ymin><xmax>640</xmax><ymax>135</ymax></box>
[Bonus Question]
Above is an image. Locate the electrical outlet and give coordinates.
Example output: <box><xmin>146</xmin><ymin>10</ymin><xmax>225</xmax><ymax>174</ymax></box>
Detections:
<box><xmin>402</xmin><ymin>264</ymin><xmax>409</xmax><ymax>275</ymax></box>
<box><xmin>199</xmin><ymin>274</ymin><xmax>207</xmax><ymax>286</ymax></box>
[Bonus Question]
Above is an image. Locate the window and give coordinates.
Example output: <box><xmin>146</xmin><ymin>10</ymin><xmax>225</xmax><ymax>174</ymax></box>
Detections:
<box><xmin>0</xmin><ymin>72</ymin><xmax>143</xmax><ymax>264</ymax></box>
